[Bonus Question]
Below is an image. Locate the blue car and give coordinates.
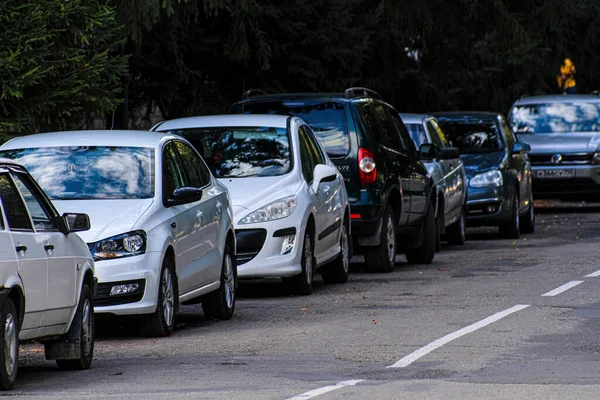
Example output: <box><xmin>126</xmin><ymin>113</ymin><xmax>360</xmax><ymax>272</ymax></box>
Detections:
<box><xmin>433</xmin><ymin>112</ymin><xmax>535</xmax><ymax>238</ymax></box>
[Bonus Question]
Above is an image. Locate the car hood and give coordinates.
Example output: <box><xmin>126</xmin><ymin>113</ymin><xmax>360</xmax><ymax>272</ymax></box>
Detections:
<box><xmin>52</xmin><ymin>199</ymin><xmax>154</xmax><ymax>243</ymax></box>
<box><xmin>460</xmin><ymin>151</ymin><xmax>506</xmax><ymax>178</ymax></box>
<box><xmin>218</xmin><ymin>174</ymin><xmax>301</xmax><ymax>214</ymax></box>
<box><xmin>518</xmin><ymin>132</ymin><xmax>600</xmax><ymax>154</ymax></box>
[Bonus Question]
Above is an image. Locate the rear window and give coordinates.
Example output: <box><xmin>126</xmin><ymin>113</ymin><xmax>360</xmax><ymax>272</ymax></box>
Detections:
<box><xmin>437</xmin><ymin>120</ymin><xmax>503</xmax><ymax>153</ymax></box>
<box><xmin>239</xmin><ymin>100</ymin><xmax>349</xmax><ymax>157</ymax></box>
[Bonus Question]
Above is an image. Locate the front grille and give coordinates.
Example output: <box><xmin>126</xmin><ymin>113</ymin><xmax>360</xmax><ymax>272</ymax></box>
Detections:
<box><xmin>235</xmin><ymin>229</ymin><xmax>267</xmax><ymax>265</ymax></box>
<box><xmin>94</xmin><ymin>279</ymin><xmax>146</xmax><ymax>307</ymax></box>
<box><xmin>529</xmin><ymin>153</ymin><xmax>592</xmax><ymax>165</ymax></box>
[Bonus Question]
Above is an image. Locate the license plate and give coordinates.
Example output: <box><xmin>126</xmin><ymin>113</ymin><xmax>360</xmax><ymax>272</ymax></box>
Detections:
<box><xmin>534</xmin><ymin>169</ymin><xmax>576</xmax><ymax>179</ymax></box>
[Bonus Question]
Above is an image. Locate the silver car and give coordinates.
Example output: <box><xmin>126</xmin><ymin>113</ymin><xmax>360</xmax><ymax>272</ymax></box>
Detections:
<box><xmin>401</xmin><ymin>114</ymin><xmax>468</xmax><ymax>246</ymax></box>
<box><xmin>509</xmin><ymin>94</ymin><xmax>600</xmax><ymax>197</ymax></box>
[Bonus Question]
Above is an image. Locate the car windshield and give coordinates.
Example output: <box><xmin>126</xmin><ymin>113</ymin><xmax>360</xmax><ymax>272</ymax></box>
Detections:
<box><xmin>437</xmin><ymin>120</ymin><xmax>503</xmax><ymax>153</ymax></box>
<box><xmin>0</xmin><ymin>146</ymin><xmax>155</xmax><ymax>200</ymax></box>
<box><xmin>509</xmin><ymin>102</ymin><xmax>600</xmax><ymax>133</ymax></box>
<box><xmin>168</xmin><ymin>126</ymin><xmax>291</xmax><ymax>178</ymax></box>
<box><xmin>405</xmin><ymin>124</ymin><xmax>428</xmax><ymax>147</ymax></box>
<box><xmin>240</xmin><ymin>100</ymin><xmax>349</xmax><ymax>157</ymax></box>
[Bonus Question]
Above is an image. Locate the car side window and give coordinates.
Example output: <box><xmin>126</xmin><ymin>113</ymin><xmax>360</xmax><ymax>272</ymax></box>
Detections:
<box><xmin>500</xmin><ymin>117</ymin><xmax>516</xmax><ymax>148</ymax></box>
<box><xmin>373</xmin><ymin>104</ymin><xmax>408</xmax><ymax>152</ymax></box>
<box><xmin>301</xmin><ymin>125</ymin><xmax>325</xmax><ymax>165</ymax></box>
<box><xmin>387</xmin><ymin>107</ymin><xmax>416</xmax><ymax>155</ymax></box>
<box><xmin>12</xmin><ymin>172</ymin><xmax>57</xmax><ymax>232</ymax></box>
<box><xmin>0</xmin><ymin>173</ymin><xmax>33</xmax><ymax>231</ymax></box>
<box><xmin>429</xmin><ymin>119</ymin><xmax>451</xmax><ymax>147</ymax></box>
<box><xmin>426</xmin><ymin>121</ymin><xmax>444</xmax><ymax>149</ymax></box>
<box><xmin>356</xmin><ymin>102</ymin><xmax>380</xmax><ymax>141</ymax></box>
<box><xmin>173</xmin><ymin>140</ymin><xmax>211</xmax><ymax>188</ymax></box>
<box><xmin>298</xmin><ymin>125</ymin><xmax>321</xmax><ymax>183</ymax></box>
<box><xmin>162</xmin><ymin>142</ymin><xmax>187</xmax><ymax>202</ymax></box>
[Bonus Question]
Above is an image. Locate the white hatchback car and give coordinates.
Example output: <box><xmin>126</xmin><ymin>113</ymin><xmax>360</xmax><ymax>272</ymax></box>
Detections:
<box><xmin>153</xmin><ymin>115</ymin><xmax>350</xmax><ymax>295</ymax></box>
<box><xmin>0</xmin><ymin>159</ymin><xmax>95</xmax><ymax>390</ymax></box>
<box><xmin>0</xmin><ymin>131</ymin><xmax>236</xmax><ymax>337</ymax></box>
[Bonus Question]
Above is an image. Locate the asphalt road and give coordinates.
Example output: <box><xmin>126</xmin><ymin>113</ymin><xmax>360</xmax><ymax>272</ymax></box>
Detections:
<box><xmin>12</xmin><ymin>200</ymin><xmax>600</xmax><ymax>399</ymax></box>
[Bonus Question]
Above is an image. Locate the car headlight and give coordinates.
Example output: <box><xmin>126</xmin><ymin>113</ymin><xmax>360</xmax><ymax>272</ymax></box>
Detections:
<box><xmin>89</xmin><ymin>230</ymin><xmax>147</xmax><ymax>261</ymax></box>
<box><xmin>469</xmin><ymin>170</ymin><xmax>503</xmax><ymax>188</ymax></box>
<box><xmin>238</xmin><ymin>196</ymin><xmax>298</xmax><ymax>225</ymax></box>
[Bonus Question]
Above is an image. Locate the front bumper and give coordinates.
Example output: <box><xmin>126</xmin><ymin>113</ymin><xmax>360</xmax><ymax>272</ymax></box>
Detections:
<box><xmin>531</xmin><ymin>164</ymin><xmax>600</xmax><ymax>196</ymax></box>
<box><xmin>466</xmin><ymin>186</ymin><xmax>512</xmax><ymax>226</ymax></box>
<box><xmin>92</xmin><ymin>251</ymin><xmax>163</xmax><ymax>316</ymax></box>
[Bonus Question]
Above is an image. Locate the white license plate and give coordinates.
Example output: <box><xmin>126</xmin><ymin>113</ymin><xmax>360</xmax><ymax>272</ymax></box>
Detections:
<box><xmin>534</xmin><ymin>169</ymin><xmax>576</xmax><ymax>179</ymax></box>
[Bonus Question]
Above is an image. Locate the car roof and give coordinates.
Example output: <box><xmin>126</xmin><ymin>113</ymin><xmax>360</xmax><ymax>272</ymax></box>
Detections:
<box><xmin>512</xmin><ymin>94</ymin><xmax>600</xmax><ymax>106</ymax></box>
<box><xmin>399</xmin><ymin>113</ymin><xmax>431</xmax><ymax>124</ymax></box>
<box><xmin>0</xmin><ymin>130</ymin><xmax>180</xmax><ymax>149</ymax></box>
<box><xmin>432</xmin><ymin>111</ymin><xmax>501</xmax><ymax>122</ymax></box>
<box><xmin>235</xmin><ymin>93</ymin><xmax>350</xmax><ymax>103</ymax></box>
<box><xmin>153</xmin><ymin>114</ymin><xmax>292</xmax><ymax>131</ymax></box>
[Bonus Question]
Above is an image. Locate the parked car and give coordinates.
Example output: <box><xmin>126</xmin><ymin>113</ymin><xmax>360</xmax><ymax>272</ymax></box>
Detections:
<box><xmin>230</xmin><ymin>88</ymin><xmax>437</xmax><ymax>271</ymax></box>
<box><xmin>0</xmin><ymin>131</ymin><xmax>237</xmax><ymax>337</ymax></box>
<box><xmin>508</xmin><ymin>94</ymin><xmax>600</xmax><ymax>197</ymax></box>
<box><xmin>0</xmin><ymin>158</ymin><xmax>95</xmax><ymax>390</ymax></box>
<box><xmin>401</xmin><ymin>113</ymin><xmax>468</xmax><ymax>246</ymax></box>
<box><xmin>433</xmin><ymin>112</ymin><xmax>535</xmax><ymax>238</ymax></box>
<box><xmin>152</xmin><ymin>115</ymin><xmax>350</xmax><ymax>294</ymax></box>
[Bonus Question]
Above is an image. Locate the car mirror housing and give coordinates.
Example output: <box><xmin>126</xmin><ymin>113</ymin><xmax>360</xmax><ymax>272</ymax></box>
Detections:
<box><xmin>419</xmin><ymin>143</ymin><xmax>437</xmax><ymax>160</ymax></box>
<box><xmin>438</xmin><ymin>147</ymin><xmax>461</xmax><ymax>160</ymax></box>
<box><xmin>311</xmin><ymin>164</ymin><xmax>338</xmax><ymax>193</ymax></box>
<box><xmin>62</xmin><ymin>213</ymin><xmax>91</xmax><ymax>233</ymax></box>
<box><xmin>512</xmin><ymin>141</ymin><xmax>531</xmax><ymax>154</ymax></box>
<box><xmin>167</xmin><ymin>186</ymin><xmax>203</xmax><ymax>207</ymax></box>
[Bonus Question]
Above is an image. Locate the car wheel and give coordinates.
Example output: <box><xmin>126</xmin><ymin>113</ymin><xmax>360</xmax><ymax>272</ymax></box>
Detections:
<box><xmin>365</xmin><ymin>207</ymin><xmax>396</xmax><ymax>273</ymax></box>
<box><xmin>520</xmin><ymin>194</ymin><xmax>535</xmax><ymax>234</ymax></box>
<box><xmin>0</xmin><ymin>298</ymin><xmax>18</xmax><ymax>390</ymax></box>
<box><xmin>56</xmin><ymin>284</ymin><xmax>94</xmax><ymax>370</ymax></box>
<box><xmin>321</xmin><ymin>221</ymin><xmax>350</xmax><ymax>284</ymax></box>
<box><xmin>405</xmin><ymin>202</ymin><xmax>436</xmax><ymax>264</ymax></box>
<box><xmin>446</xmin><ymin>206</ymin><xmax>466</xmax><ymax>245</ymax></box>
<box><xmin>202</xmin><ymin>244</ymin><xmax>236</xmax><ymax>320</ymax></box>
<box><xmin>139</xmin><ymin>258</ymin><xmax>176</xmax><ymax>337</ymax></box>
<box><xmin>499</xmin><ymin>194</ymin><xmax>520</xmax><ymax>239</ymax></box>
<box><xmin>283</xmin><ymin>231</ymin><xmax>315</xmax><ymax>295</ymax></box>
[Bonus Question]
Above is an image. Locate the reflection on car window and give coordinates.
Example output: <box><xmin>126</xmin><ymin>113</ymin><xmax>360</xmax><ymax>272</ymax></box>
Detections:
<box><xmin>12</xmin><ymin>173</ymin><xmax>56</xmax><ymax>232</ymax></box>
<box><xmin>406</xmin><ymin>124</ymin><xmax>428</xmax><ymax>147</ymax></box>
<box><xmin>170</xmin><ymin>126</ymin><xmax>291</xmax><ymax>178</ymax></box>
<box><xmin>0</xmin><ymin>174</ymin><xmax>32</xmax><ymax>231</ymax></box>
<box><xmin>437</xmin><ymin>120</ymin><xmax>503</xmax><ymax>153</ymax></box>
<box><xmin>173</xmin><ymin>141</ymin><xmax>211</xmax><ymax>187</ymax></box>
<box><xmin>510</xmin><ymin>102</ymin><xmax>600</xmax><ymax>134</ymax></box>
<box><xmin>0</xmin><ymin>147</ymin><xmax>155</xmax><ymax>200</ymax></box>
<box><xmin>241</xmin><ymin>101</ymin><xmax>349</xmax><ymax>156</ymax></box>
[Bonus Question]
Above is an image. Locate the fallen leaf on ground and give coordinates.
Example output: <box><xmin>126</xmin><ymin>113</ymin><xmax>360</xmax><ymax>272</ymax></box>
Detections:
<box><xmin>371</xmin><ymin>320</ymin><xmax>377</xmax><ymax>324</ymax></box>
<box><xmin>300</xmin><ymin>307</ymin><xmax>309</xmax><ymax>311</ymax></box>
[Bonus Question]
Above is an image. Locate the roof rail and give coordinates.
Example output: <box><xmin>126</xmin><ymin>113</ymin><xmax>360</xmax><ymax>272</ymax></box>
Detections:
<box><xmin>344</xmin><ymin>87</ymin><xmax>382</xmax><ymax>100</ymax></box>
<box><xmin>242</xmin><ymin>88</ymin><xmax>270</xmax><ymax>100</ymax></box>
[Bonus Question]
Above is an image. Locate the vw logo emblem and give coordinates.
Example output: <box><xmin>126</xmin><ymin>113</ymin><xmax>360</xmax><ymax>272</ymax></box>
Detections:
<box><xmin>551</xmin><ymin>154</ymin><xmax>563</xmax><ymax>164</ymax></box>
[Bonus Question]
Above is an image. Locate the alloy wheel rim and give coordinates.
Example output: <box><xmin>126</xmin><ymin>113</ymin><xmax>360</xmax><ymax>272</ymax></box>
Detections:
<box><xmin>341</xmin><ymin>228</ymin><xmax>349</xmax><ymax>273</ymax></box>
<box><xmin>81</xmin><ymin>298</ymin><xmax>92</xmax><ymax>356</ymax></box>
<box><xmin>386</xmin><ymin>215</ymin><xmax>395</xmax><ymax>264</ymax></box>
<box><xmin>224</xmin><ymin>254</ymin><xmax>235</xmax><ymax>310</ymax></box>
<box><xmin>162</xmin><ymin>268</ymin><xmax>174</xmax><ymax>327</ymax></box>
<box><xmin>304</xmin><ymin>235</ymin><xmax>313</xmax><ymax>284</ymax></box>
<box><xmin>4</xmin><ymin>313</ymin><xmax>16</xmax><ymax>376</ymax></box>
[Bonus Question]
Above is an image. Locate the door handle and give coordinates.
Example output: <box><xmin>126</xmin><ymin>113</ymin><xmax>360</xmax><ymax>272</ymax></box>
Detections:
<box><xmin>216</xmin><ymin>202</ymin><xmax>223</xmax><ymax>213</ymax></box>
<box><xmin>15</xmin><ymin>245</ymin><xmax>27</xmax><ymax>253</ymax></box>
<box><xmin>196</xmin><ymin>211</ymin><xmax>204</xmax><ymax>224</ymax></box>
<box><xmin>170</xmin><ymin>222</ymin><xmax>177</xmax><ymax>229</ymax></box>
<box><xmin>44</xmin><ymin>244</ymin><xmax>54</xmax><ymax>252</ymax></box>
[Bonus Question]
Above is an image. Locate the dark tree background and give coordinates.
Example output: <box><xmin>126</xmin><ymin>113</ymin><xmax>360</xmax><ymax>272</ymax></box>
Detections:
<box><xmin>2</xmin><ymin>0</ymin><xmax>599</xmax><ymax>133</ymax></box>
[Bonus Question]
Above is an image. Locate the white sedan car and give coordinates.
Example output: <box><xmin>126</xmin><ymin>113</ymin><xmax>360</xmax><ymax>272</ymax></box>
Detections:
<box><xmin>153</xmin><ymin>115</ymin><xmax>350</xmax><ymax>295</ymax></box>
<box><xmin>0</xmin><ymin>131</ymin><xmax>236</xmax><ymax>337</ymax></box>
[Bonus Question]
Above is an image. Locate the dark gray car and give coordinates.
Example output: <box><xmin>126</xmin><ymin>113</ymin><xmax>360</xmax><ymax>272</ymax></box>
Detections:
<box><xmin>508</xmin><ymin>94</ymin><xmax>600</xmax><ymax>197</ymax></box>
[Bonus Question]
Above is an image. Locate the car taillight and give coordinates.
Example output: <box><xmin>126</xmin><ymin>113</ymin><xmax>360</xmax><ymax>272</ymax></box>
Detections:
<box><xmin>358</xmin><ymin>148</ymin><xmax>376</xmax><ymax>184</ymax></box>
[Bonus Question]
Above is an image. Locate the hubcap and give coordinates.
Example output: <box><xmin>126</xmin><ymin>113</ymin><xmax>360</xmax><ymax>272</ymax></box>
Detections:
<box><xmin>81</xmin><ymin>298</ymin><xmax>92</xmax><ymax>356</ymax></box>
<box><xmin>224</xmin><ymin>254</ymin><xmax>235</xmax><ymax>310</ymax></box>
<box><xmin>341</xmin><ymin>228</ymin><xmax>349</xmax><ymax>273</ymax></box>
<box><xmin>4</xmin><ymin>313</ymin><xmax>16</xmax><ymax>376</ymax></box>
<box><xmin>162</xmin><ymin>268</ymin><xmax>174</xmax><ymax>327</ymax></box>
<box><xmin>386</xmin><ymin>215</ymin><xmax>396</xmax><ymax>264</ymax></box>
<box><xmin>304</xmin><ymin>235</ymin><xmax>313</xmax><ymax>285</ymax></box>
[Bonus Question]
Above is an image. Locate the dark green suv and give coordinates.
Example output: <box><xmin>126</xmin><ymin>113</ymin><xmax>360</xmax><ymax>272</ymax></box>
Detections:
<box><xmin>230</xmin><ymin>87</ymin><xmax>437</xmax><ymax>271</ymax></box>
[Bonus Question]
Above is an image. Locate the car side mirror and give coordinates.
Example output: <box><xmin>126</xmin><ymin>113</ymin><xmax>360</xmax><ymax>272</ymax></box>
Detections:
<box><xmin>311</xmin><ymin>164</ymin><xmax>337</xmax><ymax>193</ymax></box>
<box><xmin>512</xmin><ymin>141</ymin><xmax>531</xmax><ymax>154</ymax></box>
<box><xmin>419</xmin><ymin>143</ymin><xmax>437</xmax><ymax>160</ymax></box>
<box><xmin>167</xmin><ymin>186</ymin><xmax>203</xmax><ymax>207</ymax></box>
<box><xmin>62</xmin><ymin>213</ymin><xmax>91</xmax><ymax>233</ymax></box>
<box><xmin>438</xmin><ymin>147</ymin><xmax>461</xmax><ymax>160</ymax></box>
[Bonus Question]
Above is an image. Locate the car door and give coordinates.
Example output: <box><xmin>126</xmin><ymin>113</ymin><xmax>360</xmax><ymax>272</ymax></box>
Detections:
<box><xmin>501</xmin><ymin>116</ymin><xmax>529</xmax><ymax>211</ymax></box>
<box><xmin>0</xmin><ymin>173</ymin><xmax>47</xmax><ymax>333</ymax></box>
<box><xmin>10</xmin><ymin>171</ymin><xmax>77</xmax><ymax>329</ymax></box>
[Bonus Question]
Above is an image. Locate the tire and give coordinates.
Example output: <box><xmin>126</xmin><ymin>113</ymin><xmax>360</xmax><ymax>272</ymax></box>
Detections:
<box><xmin>202</xmin><ymin>244</ymin><xmax>236</xmax><ymax>320</ymax></box>
<box><xmin>405</xmin><ymin>202</ymin><xmax>436</xmax><ymax>264</ymax></box>
<box><xmin>56</xmin><ymin>284</ymin><xmax>94</xmax><ymax>370</ymax></box>
<box><xmin>283</xmin><ymin>231</ymin><xmax>315</xmax><ymax>295</ymax></box>
<box><xmin>365</xmin><ymin>207</ymin><xmax>396</xmax><ymax>273</ymax></box>
<box><xmin>499</xmin><ymin>194</ymin><xmax>520</xmax><ymax>239</ymax></box>
<box><xmin>139</xmin><ymin>258</ymin><xmax>176</xmax><ymax>337</ymax></box>
<box><xmin>0</xmin><ymin>298</ymin><xmax>18</xmax><ymax>390</ymax></box>
<box><xmin>321</xmin><ymin>221</ymin><xmax>350</xmax><ymax>284</ymax></box>
<box><xmin>520</xmin><ymin>194</ymin><xmax>535</xmax><ymax>234</ymax></box>
<box><xmin>446</xmin><ymin>206</ymin><xmax>466</xmax><ymax>245</ymax></box>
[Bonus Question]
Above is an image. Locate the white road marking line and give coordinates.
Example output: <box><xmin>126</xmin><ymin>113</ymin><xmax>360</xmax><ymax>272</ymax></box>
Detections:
<box><xmin>541</xmin><ymin>281</ymin><xmax>584</xmax><ymax>297</ymax></box>
<box><xmin>387</xmin><ymin>304</ymin><xmax>530</xmax><ymax>369</ymax></box>
<box><xmin>585</xmin><ymin>269</ymin><xmax>600</xmax><ymax>277</ymax></box>
<box><xmin>286</xmin><ymin>380</ymin><xmax>364</xmax><ymax>400</ymax></box>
